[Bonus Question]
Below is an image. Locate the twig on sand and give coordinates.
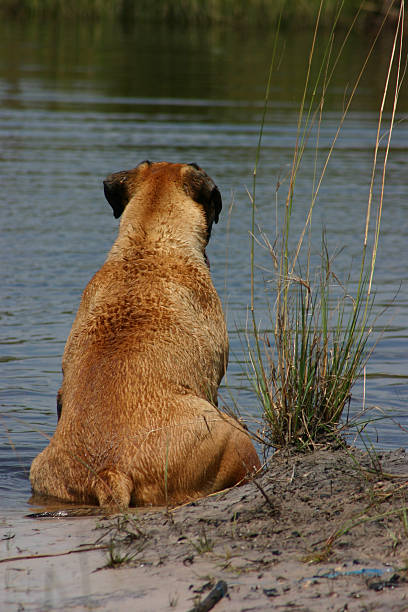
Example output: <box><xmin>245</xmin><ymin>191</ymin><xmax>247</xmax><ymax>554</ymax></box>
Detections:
<box><xmin>251</xmin><ymin>476</ymin><xmax>277</xmax><ymax>513</ymax></box>
<box><xmin>0</xmin><ymin>545</ymin><xmax>108</xmax><ymax>565</ymax></box>
<box><xmin>188</xmin><ymin>580</ymin><xmax>228</xmax><ymax>612</ymax></box>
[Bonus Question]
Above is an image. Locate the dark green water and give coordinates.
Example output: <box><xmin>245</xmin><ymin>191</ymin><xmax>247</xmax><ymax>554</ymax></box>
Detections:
<box><xmin>0</xmin><ymin>19</ymin><xmax>407</xmax><ymax>509</ymax></box>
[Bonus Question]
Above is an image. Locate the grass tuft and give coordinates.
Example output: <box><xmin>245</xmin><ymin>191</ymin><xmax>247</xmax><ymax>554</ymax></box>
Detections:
<box><xmin>254</xmin><ymin>249</ymin><xmax>375</xmax><ymax>450</ymax></box>
<box><xmin>100</xmin><ymin>515</ymin><xmax>148</xmax><ymax>568</ymax></box>
<box><xmin>247</xmin><ymin>0</ymin><xmax>405</xmax><ymax>451</ymax></box>
<box><xmin>190</xmin><ymin>528</ymin><xmax>214</xmax><ymax>554</ymax></box>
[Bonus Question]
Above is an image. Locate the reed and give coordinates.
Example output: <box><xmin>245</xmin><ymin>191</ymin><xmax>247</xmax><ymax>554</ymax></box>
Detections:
<box><xmin>247</xmin><ymin>0</ymin><xmax>405</xmax><ymax>450</ymax></box>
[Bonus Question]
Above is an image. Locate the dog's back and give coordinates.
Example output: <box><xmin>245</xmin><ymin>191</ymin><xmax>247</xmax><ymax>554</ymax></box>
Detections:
<box><xmin>30</xmin><ymin>162</ymin><xmax>260</xmax><ymax>508</ymax></box>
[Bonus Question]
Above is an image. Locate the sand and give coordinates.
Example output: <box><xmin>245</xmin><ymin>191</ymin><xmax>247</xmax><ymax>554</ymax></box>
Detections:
<box><xmin>1</xmin><ymin>447</ymin><xmax>408</xmax><ymax>611</ymax></box>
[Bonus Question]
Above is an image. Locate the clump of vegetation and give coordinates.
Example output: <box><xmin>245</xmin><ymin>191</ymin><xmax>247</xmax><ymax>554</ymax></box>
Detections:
<box><xmin>190</xmin><ymin>528</ymin><xmax>214</xmax><ymax>554</ymax></box>
<box><xmin>99</xmin><ymin>515</ymin><xmax>148</xmax><ymax>568</ymax></box>
<box><xmin>247</xmin><ymin>1</ymin><xmax>404</xmax><ymax>450</ymax></box>
<box><xmin>255</xmin><ymin>256</ymin><xmax>375</xmax><ymax>449</ymax></box>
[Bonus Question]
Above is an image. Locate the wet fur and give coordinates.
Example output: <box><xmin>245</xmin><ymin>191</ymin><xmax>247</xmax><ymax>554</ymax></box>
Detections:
<box><xmin>30</xmin><ymin>161</ymin><xmax>260</xmax><ymax>509</ymax></box>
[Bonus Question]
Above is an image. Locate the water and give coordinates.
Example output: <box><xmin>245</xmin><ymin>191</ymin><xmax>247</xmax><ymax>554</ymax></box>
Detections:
<box><xmin>0</xmin><ymin>19</ymin><xmax>407</xmax><ymax>510</ymax></box>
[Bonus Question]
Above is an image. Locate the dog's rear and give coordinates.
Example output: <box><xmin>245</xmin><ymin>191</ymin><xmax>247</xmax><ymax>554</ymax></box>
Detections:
<box><xmin>30</xmin><ymin>161</ymin><xmax>260</xmax><ymax>509</ymax></box>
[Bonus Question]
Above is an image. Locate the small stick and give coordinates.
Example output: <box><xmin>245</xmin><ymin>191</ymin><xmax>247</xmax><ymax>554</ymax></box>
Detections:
<box><xmin>188</xmin><ymin>581</ymin><xmax>228</xmax><ymax>612</ymax></box>
<box><xmin>0</xmin><ymin>545</ymin><xmax>108</xmax><ymax>564</ymax></box>
<box><xmin>252</xmin><ymin>477</ymin><xmax>276</xmax><ymax>511</ymax></box>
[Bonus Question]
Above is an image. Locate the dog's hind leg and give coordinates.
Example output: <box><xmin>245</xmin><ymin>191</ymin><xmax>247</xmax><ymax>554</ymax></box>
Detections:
<box><xmin>92</xmin><ymin>468</ymin><xmax>133</xmax><ymax>510</ymax></box>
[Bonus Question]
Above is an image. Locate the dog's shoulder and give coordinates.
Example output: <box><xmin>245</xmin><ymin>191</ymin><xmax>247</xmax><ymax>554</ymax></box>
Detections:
<box><xmin>66</xmin><ymin>246</ymin><xmax>218</xmax><ymax>351</ymax></box>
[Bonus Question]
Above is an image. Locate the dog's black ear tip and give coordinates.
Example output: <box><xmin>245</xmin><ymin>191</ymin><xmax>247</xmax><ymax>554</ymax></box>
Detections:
<box><xmin>103</xmin><ymin>178</ymin><xmax>113</xmax><ymax>199</ymax></box>
<box><xmin>103</xmin><ymin>173</ymin><xmax>128</xmax><ymax>219</ymax></box>
<box><xmin>212</xmin><ymin>186</ymin><xmax>222</xmax><ymax>224</ymax></box>
<box><xmin>188</xmin><ymin>162</ymin><xmax>200</xmax><ymax>171</ymax></box>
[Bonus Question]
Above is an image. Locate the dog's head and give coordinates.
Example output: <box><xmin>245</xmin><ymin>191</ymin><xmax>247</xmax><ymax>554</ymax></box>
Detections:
<box><xmin>103</xmin><ymin>161</ymin><xmax>222</xmax><ymax>247</ymax></box>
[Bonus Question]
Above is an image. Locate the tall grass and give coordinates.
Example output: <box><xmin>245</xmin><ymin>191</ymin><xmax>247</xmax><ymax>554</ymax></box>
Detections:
<box><xmin>247</xmin><ymin>0</ymin><xmax>405</xmax><ymax>450</ymax></box>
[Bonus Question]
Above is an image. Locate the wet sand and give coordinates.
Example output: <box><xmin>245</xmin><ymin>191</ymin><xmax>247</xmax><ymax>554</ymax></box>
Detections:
<box><xmin>1</xmin><ymin>447</ymin><xmax>408</xmax><ymax>611</ymax></box>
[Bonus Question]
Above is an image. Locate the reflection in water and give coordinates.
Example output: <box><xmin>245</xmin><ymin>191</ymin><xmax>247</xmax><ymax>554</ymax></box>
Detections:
<box><xmin>0</xmin><ymin>19</ymin><xmax>407</xmax><ymax>509</ymax></box>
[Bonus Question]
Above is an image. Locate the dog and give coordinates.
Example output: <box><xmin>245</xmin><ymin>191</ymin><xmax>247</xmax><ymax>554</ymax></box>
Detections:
<box><xmin>30</xmin><ymin>161</ymin><xmax>261</xmax><ymax>509</ymax></box>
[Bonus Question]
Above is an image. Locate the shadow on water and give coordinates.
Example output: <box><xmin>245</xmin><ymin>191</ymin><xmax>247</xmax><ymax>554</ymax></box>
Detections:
<box><xmin>0</xmin><ymin>18</ymin><xmax>407</xmax><ymax>510</ymax></box>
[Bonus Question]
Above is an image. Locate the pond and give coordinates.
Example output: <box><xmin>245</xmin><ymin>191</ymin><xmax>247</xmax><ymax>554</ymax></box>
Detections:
<box><xmin>0</xmin><ymin>18</ymin><xmax>407</xmax><ymax>510</ymax></box>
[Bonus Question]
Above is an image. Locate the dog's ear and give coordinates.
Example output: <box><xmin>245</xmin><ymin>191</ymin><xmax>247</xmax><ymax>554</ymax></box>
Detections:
<box><xmin>103</xmin><ymin>171</ymin><xmax>132</xmax><ymax>219</ymax></box>
<box><xmin>210</xmin><ymin>184</ymin><xmax>222</xmax><ymax>224</ymax></box>
<box><xmin>184</xmin><ymin>163</ymin><xmax>222</xmax><ymax>228</ymax></box>
<box><xmin>103</xmin><ymin>171</ymin><xmax>130</xmax><ymax>219</ymax></box>
<box><xmin>104</xmin><ymin>161</ymin><xmax>152</xmax><ymax>218</ymax></box>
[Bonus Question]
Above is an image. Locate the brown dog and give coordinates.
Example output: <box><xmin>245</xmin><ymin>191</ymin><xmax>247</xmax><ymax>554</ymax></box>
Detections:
<box><xmin>30</xmin><ymin>161</ymin><xmax>260</xmax><ymax>509</ymax></box>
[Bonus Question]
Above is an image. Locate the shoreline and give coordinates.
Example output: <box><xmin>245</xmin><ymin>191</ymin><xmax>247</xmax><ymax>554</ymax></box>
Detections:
<box><xmin>0</xmin><ymin>1</ymin><xmax>401</xmax><ymax>28</ymax></box>
<box><xmin>1</xmin><ymin>446</ymin><xmax>408</xmax><ymax>610</ymax></box>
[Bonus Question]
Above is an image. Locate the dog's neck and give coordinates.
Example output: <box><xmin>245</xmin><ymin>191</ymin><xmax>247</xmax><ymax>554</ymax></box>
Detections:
<box><xmin>107</xmin><ymin>191</ymin><xmax>208</xmax><ymax>263</ymax></box>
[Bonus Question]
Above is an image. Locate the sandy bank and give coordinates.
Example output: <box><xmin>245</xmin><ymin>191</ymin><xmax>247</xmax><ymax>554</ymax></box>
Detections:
<box><xmin>1</xmin><ymin>447</ymin><xmax>408</xmax><ymax>611</ymax></box>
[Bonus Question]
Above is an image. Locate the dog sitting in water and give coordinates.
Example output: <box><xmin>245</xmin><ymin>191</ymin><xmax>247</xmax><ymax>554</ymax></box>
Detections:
<box><xmin>30</xmin><ymin>161</ymin><xmax>260</xmax><ymax>508</ymax></box>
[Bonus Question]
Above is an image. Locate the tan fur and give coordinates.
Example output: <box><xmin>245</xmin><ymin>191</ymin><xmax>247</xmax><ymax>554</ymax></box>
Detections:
<box><xmin>30</xmin><ymin>161</ymin><xmax>261</xmax><ymax>509</ymax></box>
